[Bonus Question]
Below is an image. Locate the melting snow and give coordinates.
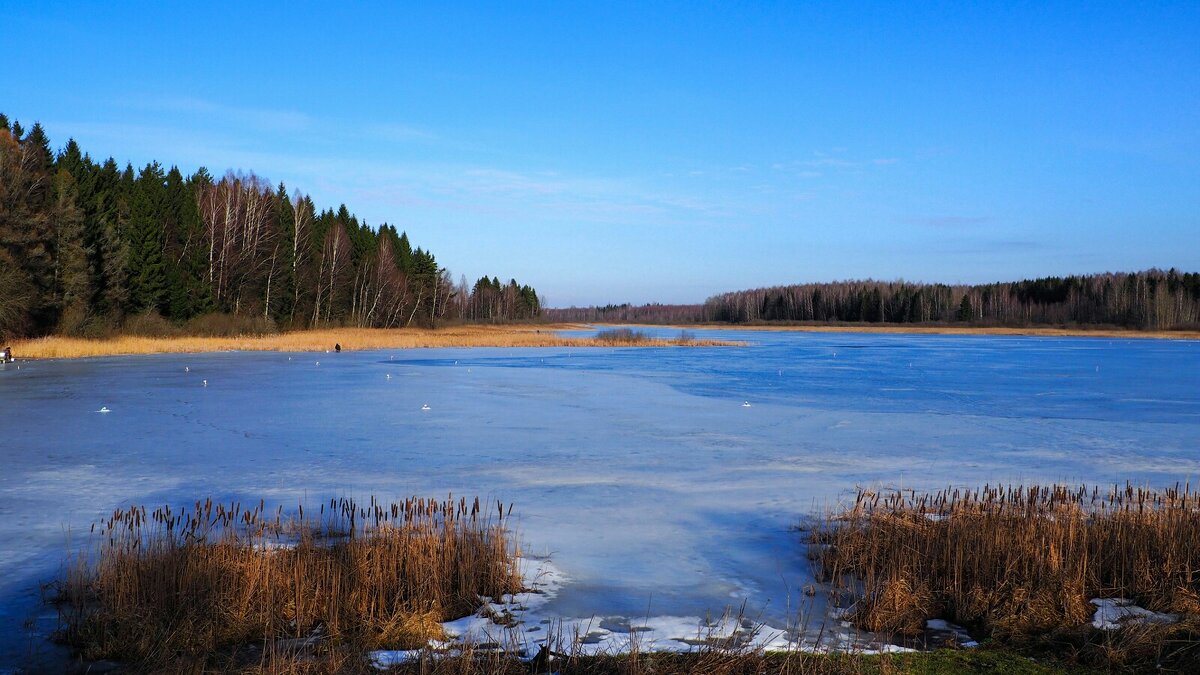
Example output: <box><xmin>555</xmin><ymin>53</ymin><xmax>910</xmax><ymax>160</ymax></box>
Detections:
<box><xmin>1090</xmin><ymin>598</ymin><xmax>1178</xmax><ymax>630</ymax></box>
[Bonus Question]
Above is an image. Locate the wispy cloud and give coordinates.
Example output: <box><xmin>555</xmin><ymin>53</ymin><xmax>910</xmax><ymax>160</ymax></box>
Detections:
<box><xmin>769</xmin><ymin>151</ymin><xmax>900</xmax><ymax>174</ymax></box>
<box><xmin>44</xmin><ymin>113</ymin><xmax>806</xmax><ymax>234</ymax></box>
<box><xmin>361</xmin><ymin>122</ymin><xmax>437</xmax><ymax>144</ymax></box>
<box><xmin>133</xmin><ymin>96</ymin><xmax>315</xmax><ymax>133</ymax></box>
<box><xmin>907</xmin><ymin>215</ymin><xmax>993</xmax><ymax>228</ymax></box>
<box><xmin>339</xmin><ymin>164</ymin><xmax>745</xmax><ymax>228</ymax></box>
<box><xmin>935</xmin><ymin>239</ymin><xmax>1048</xmax><ymax>255</ymax></box>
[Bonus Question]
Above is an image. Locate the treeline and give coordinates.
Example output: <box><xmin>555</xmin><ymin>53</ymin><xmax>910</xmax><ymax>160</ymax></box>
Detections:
<box><xmin>543</xmin><ymin>303</ymin><xmax>703</xmax><ymax>324</ymax></box>
<box><xmin>545</xmin><ymin>271</ymin><xmax>1200</xmax><ymax>330</ymax></box>
<box><xmin>0</xmin><ymin>115</ymin><xmax>540</xmax><ymax>339</ymax></box>
<box><xmin>703</xmin><ymin>271</ymin><xmax>1200</xmax><ymax>329</ymax></box>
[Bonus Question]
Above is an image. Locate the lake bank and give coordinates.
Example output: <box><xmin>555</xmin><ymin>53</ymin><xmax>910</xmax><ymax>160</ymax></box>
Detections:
<box><xmin>9</xmin><ymin>325</ymin><xmax>736</xmax><ymax>359</ymax></box>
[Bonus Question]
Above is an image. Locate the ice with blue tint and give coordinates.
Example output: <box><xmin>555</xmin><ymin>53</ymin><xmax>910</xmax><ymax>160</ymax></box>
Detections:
<box><xmin>1</xmin><ymin>329</ymin><xmax>1198</xmax><ymax>666</ymax></box>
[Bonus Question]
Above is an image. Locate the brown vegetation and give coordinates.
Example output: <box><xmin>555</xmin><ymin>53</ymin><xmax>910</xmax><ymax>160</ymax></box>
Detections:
<box><xmin>55</xmin><ymin>495</ymin><xmax>521</xmax><ymax>671</ymax></box>
<box><xmin>814</xmin><ymin>483</ymin><xmax>1200</xmax><ymax>670</ymax></box>
<box><xmin>13</xmin><ymin>325</ymin><xmax>738</xmax><ymax>359</ymax></box>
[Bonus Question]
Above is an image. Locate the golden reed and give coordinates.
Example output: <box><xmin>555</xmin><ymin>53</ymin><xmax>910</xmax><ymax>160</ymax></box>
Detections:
<box><xmin>16</xmin><ymin>325</ymin><xmax>736</xmax><ymax>359</ymax></box>
<box><xmin>815</xmin><ymin>483</ymin><xmax>1200</xmax><ymax>639</ymax></box>
<box><xmin>56</xmin><ymin>495</ymin><xmax>521</xmax><ymax>670</ymax></box>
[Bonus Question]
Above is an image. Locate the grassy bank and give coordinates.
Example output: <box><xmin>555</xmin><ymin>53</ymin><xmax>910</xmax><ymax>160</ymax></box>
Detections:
<box><xmin>13</xmin><ymin>325</ymin><xmax>737</xmax><ymax>359</ymax></box>
<box><xmin>55</xmin><ymin>495</ymin><xmax>521</xmax><ymax>671</ymax></box>
<box><xmin>814</xmin><ymin>483</ymin><xmax>1200</xmax><ymax>671</ymax></box>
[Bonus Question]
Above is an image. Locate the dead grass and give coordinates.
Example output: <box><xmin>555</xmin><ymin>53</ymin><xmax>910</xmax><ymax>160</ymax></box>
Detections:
<box><xmin>54</xmin><ymin>495</ymin><xmax>522</xmax><ymax>670</ymax></box>
<box><xmin>814</xmin><ymin>483</ymin><xmax>1200</xmax><ymax>671</ymax></box>
<box><xmin>13</xmin><ymin>325</ymin><xmax>738</xmax><ymax>359</ymax></box>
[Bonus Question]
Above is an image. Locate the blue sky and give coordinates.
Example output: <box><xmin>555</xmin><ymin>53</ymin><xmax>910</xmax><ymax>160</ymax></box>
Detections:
<box><xmin>3</xmin><ymin>2</ymin><xmax>1198</xmax><ymax>306</ymax></box>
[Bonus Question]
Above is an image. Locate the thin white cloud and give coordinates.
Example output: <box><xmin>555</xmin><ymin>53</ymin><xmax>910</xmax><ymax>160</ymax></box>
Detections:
<box><xmin>362</xmin><ymin>122</ymin><xmax>438</xmax><ymax>143</ymax></box>
<box><xmin>131</xmin><ymin>96</ymin><xmax>315</xmax><ymax>133</ymax></box>
<box><xmin>908</xmin><ymin>215</ymin><xmax>993</xmax><ymax>228</ymax></box>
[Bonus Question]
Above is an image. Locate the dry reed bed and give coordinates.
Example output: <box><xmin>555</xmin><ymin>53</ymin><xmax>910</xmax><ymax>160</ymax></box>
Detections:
<box><xmin>814</xmin><ymin>483</ymin><xmax>1200</xmax><ymax>641</ymax></box>
<box><xmin>55</xmin><ymin>495</ymin><xmax>522</xmax><ymax>670</ymax></box>
<box><xmin>14</xmin><ymin>326</ymin><xmax>736</xmax><ymax>359</ymax></box>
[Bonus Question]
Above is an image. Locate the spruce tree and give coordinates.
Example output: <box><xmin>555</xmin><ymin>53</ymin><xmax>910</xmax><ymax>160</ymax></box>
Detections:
<box><xmin>125</xmin><ymin>163</ymin><xmax>169</xmax><ymax>314</ymax></box>
<box><xmin>275</xmin><ymin>183</ymin><xmax>296</xmax><ymax>323</ymax></box>
<box><xmin>53</xmin><ymin>168</ymin><xmax>92</xmax><ymax>333</ymax></box>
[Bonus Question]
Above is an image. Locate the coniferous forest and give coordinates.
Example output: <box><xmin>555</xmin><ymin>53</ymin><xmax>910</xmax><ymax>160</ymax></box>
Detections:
<box><xmin>701</xmin><ymin>273</ymin><xmax>1200</xmax><ymax>328</ymax></box>
<box><xmin>547</xmin><ymin>272</ymin><xmax>1200</xmax><ymax>331</ymax></box>
<box><xmin>0</xmin><ymin>116</ymin><xmax>541</xmax><ymax>339</ymax></box>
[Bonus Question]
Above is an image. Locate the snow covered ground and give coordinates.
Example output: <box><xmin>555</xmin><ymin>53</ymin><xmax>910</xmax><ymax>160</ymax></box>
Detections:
<box><xmin>1</xmin><ymin>329</ymin><xmax>1197</xmax><ymax>667</ymax></box>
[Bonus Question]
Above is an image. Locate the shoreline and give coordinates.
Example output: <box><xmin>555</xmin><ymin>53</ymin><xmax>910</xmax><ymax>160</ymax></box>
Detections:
<box><xmin>8</xmin><ymin>324</ymin><xmax>736</xmax><ymax>360</ymax></box>
<box><xmin>10</xmin><ymin>322</ymin><xmax>1197</xmax><ymax>360</ymax></box>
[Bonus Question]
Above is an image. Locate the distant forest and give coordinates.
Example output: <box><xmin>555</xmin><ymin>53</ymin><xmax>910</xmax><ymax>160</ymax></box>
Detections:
<box><xmin>0</xmin><ymin>115</ymin><xmax>540</xmax><ymax>339</ymax></box>
<box><xmin>546</xmin><ymin>270</ymin><xmax>1200</xmax><ymax>330</ymax></box>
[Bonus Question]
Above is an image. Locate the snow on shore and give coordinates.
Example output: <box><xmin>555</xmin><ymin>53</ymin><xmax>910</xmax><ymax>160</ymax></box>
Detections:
<box><xmin>369</xmin><ymin>556</ymin><xmax>911</xmax><ymax>668</ymax></box>
<box><xmin>1090</xmin><ymin>598</ymin><xmax>1178</xmax><ymax>630</ymax></box>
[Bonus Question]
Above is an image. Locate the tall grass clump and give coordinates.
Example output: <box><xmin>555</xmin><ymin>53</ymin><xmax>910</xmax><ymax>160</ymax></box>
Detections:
<box><xmin>595</xmin><ymin>328</ymin><xmax>650</xmax><ymax>344</ymax></box>
<box><xmin>55</xmin><ymin>495</ymin><xmax>522</xmax><ymax>669</ymax></box>
<box><xmin>814</xmin><ymin>483</ymin><xmax>1200</xmax><ymax>665</ymax></box>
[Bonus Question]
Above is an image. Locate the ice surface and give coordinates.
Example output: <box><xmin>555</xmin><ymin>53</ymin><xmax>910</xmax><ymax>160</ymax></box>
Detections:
<box><xmin>925</xmin><ymin>618</ymin><xmax>978</xmax><ymax>648</ymax></box>
<box><xmin>1</xmin><ymin>329</ymin><xmax>1197</xmax><ymax>667</ymax></box>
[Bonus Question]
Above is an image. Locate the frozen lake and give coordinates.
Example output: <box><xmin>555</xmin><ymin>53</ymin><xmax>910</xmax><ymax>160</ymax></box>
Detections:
<box><xmin>1</xmin><ymin>329</ymin><xmax>1198</xmax><ymax>665</ymax></box>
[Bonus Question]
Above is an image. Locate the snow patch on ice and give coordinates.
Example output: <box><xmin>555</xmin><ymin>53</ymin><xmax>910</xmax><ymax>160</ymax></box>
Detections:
<box><xmin>368</xmin><ymin>557</ymin><xmax>910</xmax><ymax>668</ymax></box>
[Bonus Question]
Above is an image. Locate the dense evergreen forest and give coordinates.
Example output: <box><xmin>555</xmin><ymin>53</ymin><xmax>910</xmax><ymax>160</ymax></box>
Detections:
<box><xmin>547</xmin><ymin>271</ymin><xmax>1200</xmax><ymax>330</ymax></box>
<box><xmin>0</xmin><ymin>116</ymin><xmax>540</xmax><ymax>340</ymax></box>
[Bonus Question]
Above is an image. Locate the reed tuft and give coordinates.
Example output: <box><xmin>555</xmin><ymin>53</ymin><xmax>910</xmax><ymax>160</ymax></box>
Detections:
<box><xmin>55</xmin><ymin>495</ymin><xmax>522</xmax><ymax>670</ymax></box>
<box><xmin>814</xmin><ymin>482</ymin><xmax>1200</xmax><ymax>669</ymax></box>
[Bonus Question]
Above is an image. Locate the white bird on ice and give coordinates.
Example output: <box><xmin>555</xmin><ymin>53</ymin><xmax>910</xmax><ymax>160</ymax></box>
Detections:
<box><xmin>421</xmin><ymin>404</ymin><xmax>431</xmax><ymax>411</ymax></box>
<box><xmin>742</xmin><ymin>401</ymin><xmax>752</xmax><ymax>408</ymax></box>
